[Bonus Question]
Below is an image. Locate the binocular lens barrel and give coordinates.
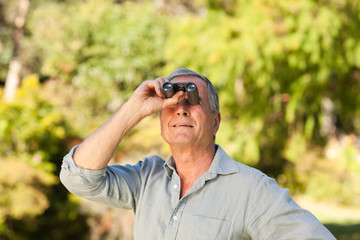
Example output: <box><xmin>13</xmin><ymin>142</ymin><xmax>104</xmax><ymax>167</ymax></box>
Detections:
<box><xmin>163</xmin><ymin>82</ymin><xmax>175</xmax><ymax>98</ymax></box>
<box><xmin>186</xmin><ymin>83</ymin><xmax>199</xmax><ymax>105</ymax></box>
<box><xmin>186</xmin><ymin>83</ymin><xmax>196</xmax><ymax>92</ymax></box>
<box><xmin>163</xmin><ymin>83</ymin><xmax>173</xmax><ymax>92</ymax></box>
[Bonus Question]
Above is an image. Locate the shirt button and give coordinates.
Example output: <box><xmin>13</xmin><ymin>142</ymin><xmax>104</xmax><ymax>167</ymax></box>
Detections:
<box><xmin>173</xmin><ymin>184</ymin><xmax>178</xmax><ymax>189</ymax></box>
<box><xmin>173</xmin><ymin>216</ymin><xmax>178</xmax><ymax>221</ymax></box>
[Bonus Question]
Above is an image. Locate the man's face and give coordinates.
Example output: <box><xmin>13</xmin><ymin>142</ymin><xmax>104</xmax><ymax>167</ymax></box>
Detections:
<box><xmin>160</xmin><ymin>76</ymin><xmax>220</xmax><ymax>148</ymax></box>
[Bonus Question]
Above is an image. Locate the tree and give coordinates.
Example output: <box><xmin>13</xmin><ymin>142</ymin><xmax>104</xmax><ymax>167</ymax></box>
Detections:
<box><xmin>3</xmin><ymin>0</ymin><xmax>30</xmax><ymax>102</ymax></box>
<box><xmin>164</xmin><ymin>0</ymin><xmax>360</xmax><ymax>204</ymax></box>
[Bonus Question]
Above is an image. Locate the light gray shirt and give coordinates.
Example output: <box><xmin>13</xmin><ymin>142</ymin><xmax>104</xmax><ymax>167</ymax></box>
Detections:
<box><xmin>60</xmin><ymin>145</ymin><xmax>335</xmax><ymax>240</ymax></box>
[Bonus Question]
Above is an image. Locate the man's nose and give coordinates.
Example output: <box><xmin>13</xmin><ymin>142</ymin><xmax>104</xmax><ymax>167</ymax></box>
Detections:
<box><xmin>176</xmin><ymin>99</ymin><xmax>190</xmax><ymax>116</ymax></box>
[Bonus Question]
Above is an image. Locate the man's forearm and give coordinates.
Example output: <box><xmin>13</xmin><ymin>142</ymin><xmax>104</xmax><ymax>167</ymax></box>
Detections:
<box><xmin>73</xmin><ymin>99</ymin><xmax>143</xmax><ymax>170</ymax></box>
<box><xmin>71</xmin><ymin>77</ymin><xmax>183</xmax><ymax>170</ymax></box>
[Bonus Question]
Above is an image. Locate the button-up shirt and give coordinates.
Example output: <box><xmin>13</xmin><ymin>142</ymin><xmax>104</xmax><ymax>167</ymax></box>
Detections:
<box><xmin>60</xmin><ymin>145</ymin><xmax>335</xmax><ymax>240</ymax></box>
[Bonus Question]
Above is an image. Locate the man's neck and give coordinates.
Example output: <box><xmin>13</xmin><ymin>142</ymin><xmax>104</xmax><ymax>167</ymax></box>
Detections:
<box><xmin>170</xmin><ymin>143</ymin><xmax>216</xmax><ymax>198</ymax></box>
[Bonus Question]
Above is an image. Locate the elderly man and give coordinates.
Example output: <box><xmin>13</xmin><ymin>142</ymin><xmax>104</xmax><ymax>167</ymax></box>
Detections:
<box><xmin>60</xmin><ymin>68</ymin><xmax>335</xmax><ymax>239</ymax></box>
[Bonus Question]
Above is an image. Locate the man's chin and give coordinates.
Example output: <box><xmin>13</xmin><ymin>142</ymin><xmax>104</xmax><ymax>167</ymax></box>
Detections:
<box><xmin>166</xmin><ymin>137</ymin><xmax>195</xmax><ymax>147</ymax></box>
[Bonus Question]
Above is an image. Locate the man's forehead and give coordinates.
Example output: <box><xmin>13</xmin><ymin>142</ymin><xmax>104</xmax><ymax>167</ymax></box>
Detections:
<box><xmin>170</xmin><ymin>75</ymin><xmax>206</xmax><ymax>87</ymax></box>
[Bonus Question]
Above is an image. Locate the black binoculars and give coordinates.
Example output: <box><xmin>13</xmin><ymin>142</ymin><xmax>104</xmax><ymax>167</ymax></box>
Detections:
<box><xmin>162</xmin><ymin>82</ymin><xmax>200</xmax><ymax>105</ymax></box>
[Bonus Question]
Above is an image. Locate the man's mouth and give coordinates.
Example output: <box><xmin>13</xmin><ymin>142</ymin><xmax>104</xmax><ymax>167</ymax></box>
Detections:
<box><xmin>173</xmin><ymin>124</ymin><xmax>193</xmax><ymax>128</ymax></box>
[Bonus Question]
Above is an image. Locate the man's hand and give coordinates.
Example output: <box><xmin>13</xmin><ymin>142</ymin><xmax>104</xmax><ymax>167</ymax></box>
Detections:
<box><xmin>72</xmin><ymin>77</ymin><xmax>185</xmax><ymax>170</ymax></box>
<box><xmin>129</xmin><ymin>77</ymin><xmax>185</xmax><ymax>118</ymax></box>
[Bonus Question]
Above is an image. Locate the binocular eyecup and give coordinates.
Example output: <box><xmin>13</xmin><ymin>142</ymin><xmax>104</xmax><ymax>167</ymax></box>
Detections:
<box><xmin>162</xmin><ymin>82</ymin><xmax>200</xmax><ymax>105</ymax></box>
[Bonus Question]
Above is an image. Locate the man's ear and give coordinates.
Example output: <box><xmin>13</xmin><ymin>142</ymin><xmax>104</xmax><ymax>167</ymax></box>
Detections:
<box><xmin>213</xmin><ymin>112</ymin><xmax>221</xmax><ymax>137</ymax></box>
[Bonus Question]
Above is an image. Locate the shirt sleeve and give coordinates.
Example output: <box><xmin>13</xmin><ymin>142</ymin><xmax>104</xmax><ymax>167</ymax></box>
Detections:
<box><xmin>59</xmin><ymin>145</ymin><xmax>142</xmax><ymax>211</ymax></box>
<box><xmin>247</xmin><ymin>174</ymin><xmax>336</xmax><ymax>240</ymax></box>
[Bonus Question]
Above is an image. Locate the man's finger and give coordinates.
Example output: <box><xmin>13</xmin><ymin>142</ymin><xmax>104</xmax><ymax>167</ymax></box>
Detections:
<box><xmin>154</xmin><ymin>77</ymin><xmax>166</xmax><ymax>97</ymax></box>
<box><xmin>163</xmin><ymin>91</ymin><xmax>185</xmax><ymax>108</ymax></box>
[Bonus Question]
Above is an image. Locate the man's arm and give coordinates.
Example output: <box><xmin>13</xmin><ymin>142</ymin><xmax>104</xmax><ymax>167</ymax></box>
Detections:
<box><xmin>247</xmin><ymin>174</ymin><xmax>336</xmax><ymax>239</ymax></box>
<box><xmin>73</xmin><ymin>78</ymin><xmax>185</xmax><ymax>170</ymax></box>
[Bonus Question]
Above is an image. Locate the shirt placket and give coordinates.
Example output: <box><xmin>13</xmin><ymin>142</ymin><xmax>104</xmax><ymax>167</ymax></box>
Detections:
<box><xmin>164</xmin><ymin>171</ymin><xmax>187</xmax><ymax>240</ymax></box>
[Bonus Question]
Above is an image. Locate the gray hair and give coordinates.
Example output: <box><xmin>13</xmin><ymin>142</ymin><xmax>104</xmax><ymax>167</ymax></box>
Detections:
<box><xmin>168</xmin><ymin>68</ymin><xmax>220</xmax><ymax>114</ymax></box>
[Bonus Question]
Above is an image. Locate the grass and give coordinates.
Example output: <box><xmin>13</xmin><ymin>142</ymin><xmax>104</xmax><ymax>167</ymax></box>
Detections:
<box><xmin>324</xmin><ymin>223</ymin><xmax>360</xmax><ymax>240</ymax></box>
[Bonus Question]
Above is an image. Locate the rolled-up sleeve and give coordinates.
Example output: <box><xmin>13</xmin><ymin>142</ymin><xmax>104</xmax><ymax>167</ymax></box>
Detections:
<box><xmin>60</xmin><ymin>145</ymin><xmax>142</xmax><ymax>211</ymax></box>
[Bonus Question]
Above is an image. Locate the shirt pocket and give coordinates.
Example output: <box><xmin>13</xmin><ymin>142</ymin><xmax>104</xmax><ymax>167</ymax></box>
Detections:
<box><xmin>183</xmin><ymin>215</ymin><xmax>230</xmax><ymax>240</ymax></box>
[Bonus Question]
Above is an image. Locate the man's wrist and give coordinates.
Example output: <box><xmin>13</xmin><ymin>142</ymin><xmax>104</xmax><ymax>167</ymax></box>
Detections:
<box><xmin>122</xmin><ymin>97</ymin><xmax>146</xmax><ymax>122</ymax></box>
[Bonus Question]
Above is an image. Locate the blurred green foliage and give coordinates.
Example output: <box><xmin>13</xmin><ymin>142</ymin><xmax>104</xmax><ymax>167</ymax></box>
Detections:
<box><xmin>0</xmin><ymin>75</ymin><xmax>66</xmax><ymax>160</ymax></box>
<box><xmin>26</xmin><ymin>0</ymin><xmax>169</xmax><ymax>138</ymax></box>
<box><xmin>0</xmin><ymin>75</ymin><xmax>89</xmax><ymax>239</ymax></box>
<box><xmin>0</xmin><ymin>157</ymin><xmax>55</xmax><ymax>231</ymax></box>
<box><xmin>1</xmin><ymin>0</ymin><xmax>360</xmax><ymax>238</ymax></box>
<box><xmin>165</xmin><ymin>0</ymin><xmax>360</xmax><ymax>203</ymax></box>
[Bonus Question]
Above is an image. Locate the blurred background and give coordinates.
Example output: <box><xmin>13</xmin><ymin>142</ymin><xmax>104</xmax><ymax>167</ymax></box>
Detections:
<box><xmin>1</xmin><ymin>0</ymin><xmax>360</xmax><ymax>239</ymax></box>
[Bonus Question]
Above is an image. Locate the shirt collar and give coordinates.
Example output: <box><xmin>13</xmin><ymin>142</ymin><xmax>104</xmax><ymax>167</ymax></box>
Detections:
<box><xmin>164</xmin><ymin>156</ymin><xmax>176</xmax><ymax>179</ymax></box>
<box><xmin>209</xmin><ymin>145</ymin><xmax>239</xmax><ymax>175</ymax></box>
<box><xmin>163</xmin><ymin>145</ymin><xmax>239</xmax><ymax>179</ymax></box>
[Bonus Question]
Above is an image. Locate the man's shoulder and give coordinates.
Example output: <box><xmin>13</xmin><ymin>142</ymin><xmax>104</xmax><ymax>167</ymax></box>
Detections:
<box><xmin>136</xmin><ymin>154</ymin><xmax>166</xmax><ymax>172</ymax></box>
<box><xmin>137</xmin><ymin>154</ymin><xmax>165</xmax><ymax>168</ymax></box>
<box><xmin>228</xmin><ymin>160</ymin><xmax>267</xmax><ymax>185</ymax></box>
<box><xmin>216</xmin><ymin>145</ymin><xmax>267</xmax><ymax>181</ymax></box>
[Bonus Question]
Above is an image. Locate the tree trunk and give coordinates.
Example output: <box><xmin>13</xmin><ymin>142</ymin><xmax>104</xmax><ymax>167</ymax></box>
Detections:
<box><xmin>3</xmin><ymin>0</ymin><xmax>30</xmax><ymax>102</ymax></box>
<box><xmin>154</xmin><ymin>0</ymin><xmax>165</xmax><ymax>11</ymax></box>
